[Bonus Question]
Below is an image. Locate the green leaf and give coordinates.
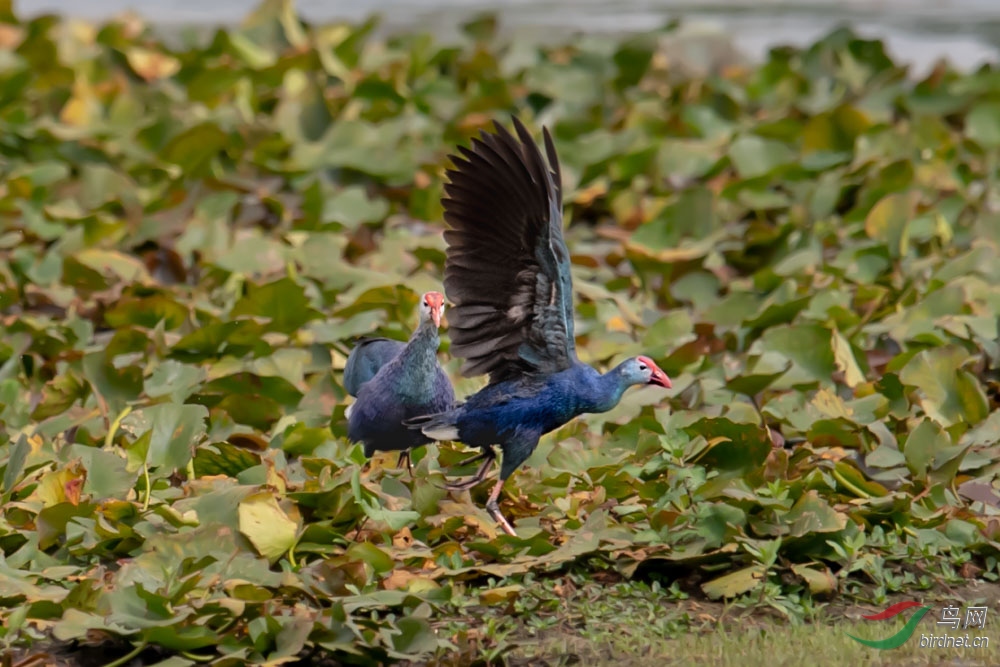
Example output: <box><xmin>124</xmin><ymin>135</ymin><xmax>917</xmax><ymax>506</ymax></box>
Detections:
<box><xmin>162</xmin><ymin>122</ymin><xmax>230</xmax><ymax>175</ymax></box>
<box><xmin>761</xmin><ymin>324</ymin><xmax>836</xmax><ymax>382</ymax></box>
<box><xmin>966</xmin><ymin>101</ymin><xmax>1000</xmax><ymax>148</ymax></box>
<box><xmin>900</xmin><ymin>347</ymin><xmax>989</xmax><ymax>427</ymax></box>
<box><xmin>903</xmin><ymin>418</ymin><xmax>951</xmax><ymax>479</ymax></box>
<box><xmin>126</xmin><ymin>404</ymin><xmax>209</xmax><ymax>471</ymax></box>
<box><xmin>728</xmin><ymin>135</ymin><xmax>795</xmax><ymax>178</ymax></box>
<box><xmin>781</xmin><ymin>490</ymin><xmax>848</xmax><ymax>536</ymax></box>
<box><xmin>230</xmin><ymin>277</ymin><xmax>323</xmax><ymax>334</ymax></box>
<box><xmin>864</xmin><ymin>191</ymin><xmax>915</xmax><ymax>257</ymax></box>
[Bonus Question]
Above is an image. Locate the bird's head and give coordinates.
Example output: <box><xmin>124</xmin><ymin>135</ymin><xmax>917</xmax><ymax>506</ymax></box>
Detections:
<box><xmin>624</xmin><ymin>355</ymin><xmax>672</xmax><ymax>389</ymax></box>
<box><xmin>419</xmin><ymin>291</ymin><xmax>446</xmax><ymax>328</ymax></box>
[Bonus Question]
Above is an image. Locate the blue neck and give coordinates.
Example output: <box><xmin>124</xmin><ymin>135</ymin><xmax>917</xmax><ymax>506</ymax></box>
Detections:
<box><xmin>395</xmin><ymin>318</ymin><xmax>439</xmax><ymax>401</ymax></box>
<box><xmin>587</xmin><ymin>362</ymin><xmax>636</xmax><ymax>413</ymax></box>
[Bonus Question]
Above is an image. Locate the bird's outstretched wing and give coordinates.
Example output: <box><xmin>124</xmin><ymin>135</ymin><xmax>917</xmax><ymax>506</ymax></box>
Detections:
<box><xmin>442</xmin><ymin>117</ymin><xmax>576</xmax><ymax>383</ymax></box>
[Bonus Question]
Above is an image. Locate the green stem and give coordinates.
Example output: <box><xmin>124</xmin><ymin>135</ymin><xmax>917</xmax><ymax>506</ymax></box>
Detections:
<box><xmin>179</xmin><ymin>651</ymin><xmax>215</xmax><ymax>663</ymax></box>
<box><xmin>142</xmin><ymin>463</ymin><xmax>151</xmax><ymax>511</ymax></box>
<box><xmin>104</xmin><ymin>405</ymin><xmax>133</xmax><ymax>450</ymax></box>
<box><xmin>101</xmin><ymin>642</ymin><xmax>146</xmax><ymax>667</ymax></box>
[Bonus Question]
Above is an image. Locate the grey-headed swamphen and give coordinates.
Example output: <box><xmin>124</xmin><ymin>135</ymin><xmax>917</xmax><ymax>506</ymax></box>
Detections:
<box><xmin>406</xmin><ymin>119</ymin><xmax>672</xmax><ymax>535</ymax></box>
<box><xmin>345</xmin><ymin>291</ymin><xmax>455</xmax><ymax>472</ymax></box>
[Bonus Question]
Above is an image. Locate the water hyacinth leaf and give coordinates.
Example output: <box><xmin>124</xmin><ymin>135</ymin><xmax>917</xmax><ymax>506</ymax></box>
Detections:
<box><xmin>903</xmin><ymin>418</ymin><xmax>951</xmax><ymax>478</ymax></box>
<box><xmin>966</xmin><ymin>101</ymin><xmax>1000</xmax><ymax>148</ymax></box>
<box><xmin>124</xmin><ymin>46</ymin><xmax>181</xmax><ymax>82</ymax></box>
<box><xmin>127</xmin><ymin>404</ymin><xmax>210</xmax><ymax>471</ymax></box>
<box><xmin>864</xmin><ymin>191</ymin><xmax>915</xmax><ymax>257</ymax></box>
<box><xmin>791</xmin><ymin>563</ymin><xmax>838</xmax><ymax>594</ymax></box>
<box><xmin>781</xmin><ymin>490</ymin><xmax>848</xmax><ymax>536</ymax></box>
<box><xmin>801</xmin><ymin>105</ymin><xmax>870</xmax><ymax>153</ymax></box>
<box><xmin>238</xmin><ymin>492</ymin><xmax>300</xmax><ymax>563</ymax></box>
<box><xmin>2</xmin><ymin>433</ymin><xmax>29</xmax><ymax>496</ymax></box>
<box><xmin>686</xmin><ymin>419</ymin><xmax>772</xmax><ymax>473</ymax></box>
<box><xmin>162</xmin><ymin>122</ymin><xmax>231</xmax><ymax>175</ymax></box>
<box><xmin>701</xmin><ymin>564</ymin><xmax>765</xmax><ymax>600</ymax></box>
<box><xmin>728</xmin><ymin>135</ymin><xmax>795</xmax><ymax>178</ymax></box>
<box><xmin>831</xmin><ymin>330</ymin><xmax>865</xmax><ymax>387</ymax></box>
<box><xmin>323</xmin><ymin>185</ymin><xmax>391</xmax><ymax>229</ymax></box>
<box><xmin>899</xmin><ymin>347</ymin><xmax>989</xmax><ymax>427</ymax></box>
<box><xmin>145</xmin><ymin>360</ymin><xmax>206</xmax><ymax>403</ymax></box>
<box><xmin>231</xmin><ymin>277</ymin><xmax>324</xmax><ymax>334</ymax></box>
<box><xmin>761</xmin><ymin>324</ymin><xmax>836</xmax><ymax>382</ymax></box>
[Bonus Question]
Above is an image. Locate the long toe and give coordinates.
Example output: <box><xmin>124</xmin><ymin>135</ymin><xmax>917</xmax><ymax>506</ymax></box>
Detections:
<box><xmin>445</xmin><ymin>476</ymin><xmax>484</xmax><ymax>491</ymax></box>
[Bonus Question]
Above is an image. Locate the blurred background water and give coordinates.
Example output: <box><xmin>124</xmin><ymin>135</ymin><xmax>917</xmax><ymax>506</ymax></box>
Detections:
<box><xmin>16</xmin><ymin>0</ymin><xmax>1000</xmax><ymax>73</ymax></box>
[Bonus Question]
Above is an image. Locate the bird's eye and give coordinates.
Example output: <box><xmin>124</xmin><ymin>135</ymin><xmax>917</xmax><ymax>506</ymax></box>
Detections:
<box><xmin>638</xmin><ymin>364</ymin><xmax>647</xmax><ymax>371</ymax></box>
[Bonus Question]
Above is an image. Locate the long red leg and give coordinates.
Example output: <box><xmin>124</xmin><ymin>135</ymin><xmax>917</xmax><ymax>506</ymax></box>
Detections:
<box><xmin>485</xmin><ymin>478</ymin><xmax>515</xmax><ymax>536</ymax></box>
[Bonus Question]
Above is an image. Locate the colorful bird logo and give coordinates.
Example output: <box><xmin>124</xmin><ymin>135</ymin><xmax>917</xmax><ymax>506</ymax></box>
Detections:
<box><xmin>847</xmin><ymin>601</ymin><xmax>935</xmax><ymax>649</ymax></box>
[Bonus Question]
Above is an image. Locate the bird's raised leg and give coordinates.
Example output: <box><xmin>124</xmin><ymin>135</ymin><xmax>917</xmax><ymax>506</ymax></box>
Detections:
<box><xmin>445</xmin><ymin>449</ymin><xmax>495</xmax><ymax>491</ymax></box>
<box><xmin>485</xmin><ymin>478</ymin><xmax>516</xmax><ymax>536</ymax></box>
<box><xmin>396</xmin><ymin>450</ymin><xmax>413</xmax><ymax>476</ymax></box>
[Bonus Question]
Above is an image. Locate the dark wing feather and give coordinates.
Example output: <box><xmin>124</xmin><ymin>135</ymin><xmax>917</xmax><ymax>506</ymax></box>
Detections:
<box><xmin>442</xmin><ymin>117</ymin><xmax>576</xmax><ymax>383</ymax></box>
<box><xmin>343</xmin><ymin>337</ymin><xmax>405</xmax><ymax>396</ymax></box>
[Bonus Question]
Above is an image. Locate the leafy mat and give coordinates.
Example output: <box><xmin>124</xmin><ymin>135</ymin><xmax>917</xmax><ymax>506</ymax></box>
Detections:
<box><xmin>0</xmin><ymin>0</ymin><xmax>999</xmax><ymax>663</ymax></box>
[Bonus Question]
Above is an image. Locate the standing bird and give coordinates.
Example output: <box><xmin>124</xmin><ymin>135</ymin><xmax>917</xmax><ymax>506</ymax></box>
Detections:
<box><xmin>406</xmin><ymin>118</ymin><xmax>672</xmax><ymax>535</ymax></box>
<box><xmin>344</xmin><ymin>292</ymin><xmax>455</xmax><ymax>472</ymax></box>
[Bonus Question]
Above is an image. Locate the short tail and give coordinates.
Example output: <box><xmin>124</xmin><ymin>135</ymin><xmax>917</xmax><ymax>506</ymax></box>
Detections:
<box><xmin>403</xmin><ymin>413</ymin><xmax>459</xmax><ymax>442</ymax></box>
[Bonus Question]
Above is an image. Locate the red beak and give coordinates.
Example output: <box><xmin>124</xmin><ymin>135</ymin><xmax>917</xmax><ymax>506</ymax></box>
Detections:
<box><xmin>425</xmin><ymin>291</ymin><xmax>444</xmax><ymax>328</ymax></box>
<box><xmin>638</xmin><ymin>355</ymin><xmax>672</xmax><ymax>389</ymax></box>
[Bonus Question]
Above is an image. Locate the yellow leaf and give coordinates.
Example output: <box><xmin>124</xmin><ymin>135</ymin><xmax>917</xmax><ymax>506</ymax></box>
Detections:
<box><xmin>606</xmin><ymin>315</ymin><xmax>630</xmax><ymax>333</ymax></box>
<box><xmin>479</xmin><ymin>584</ymin><xmax>524</xmax><ymax>605</ymax></box>
<box><xmin>125</xmin><ymin>47</ymin><xmax>181</xmax><ymax>82</ymax></box>
<box><xmin>238</xmin><ymin>492</ymin><xmax>300</xmax><ymax>563</ymax></box>
<box><xmin>60</xmin><ymin>92</ymin><xmax>99</xmax><ymax>127</ymax></box>
<box><xmin>30</xmin><ymin>464</ymin><xmax>86</xmax><ymax>508</ymax></box>
<box><xmin>831</xmin><ymin>330</ymin><xmax>865</xmax><ymax>388</ymax></box>
<box><xmin>383</xmin><ymin>570</ymin><xmax>440</xmax><ymax>592</ymax></box>
<box><xmin>811</xmin><ymin>388</ymin><xmax>853</xmax><ymax>420</ymax></box>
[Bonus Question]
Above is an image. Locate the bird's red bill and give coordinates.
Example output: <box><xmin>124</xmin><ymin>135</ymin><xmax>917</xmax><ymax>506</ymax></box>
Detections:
<box><xmin>638</xmin><ymin>355</ymin><xmax>672</xmax><ymax>389</ymax></box>
<box><xmin>425</xmin><ymin>291</ymin><xmax>445</xmax><ymax>327</ymax></box>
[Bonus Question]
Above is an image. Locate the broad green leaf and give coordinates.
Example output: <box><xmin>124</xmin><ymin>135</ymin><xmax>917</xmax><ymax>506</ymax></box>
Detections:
<box><xmin>126</xmin><ymin>404</ymin><xmax>209</xmax><ymax>471</ymax></box>
<box><xmin>966</xmin><ymin>101</ymin><xmax>1000</xmax><ymax>148</ymax></box>
<box><xmin>900</xmin><ymin>347</ymin><xmax>989</xmax><ymax>427</ymax></box>
<box><xmin>864</xmin><ymin>191</ymin><xmax>915</xmax><ymax>257</ymax></box>
<box><xmin>728</xmin><ymin>135</ymin><xmax>795</xmax><ymax>178</ymax></box>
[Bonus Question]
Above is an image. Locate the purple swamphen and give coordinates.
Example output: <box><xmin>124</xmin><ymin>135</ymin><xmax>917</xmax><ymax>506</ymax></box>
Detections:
<box><xmin>345</xmin><ymin>291</ymin><xmax>455</xmax><ymax>472</ymax></box>
<box><xmin>406</xmin><ymin>119</ymin><xmax>672</xmax><ymax>535</ymax></box>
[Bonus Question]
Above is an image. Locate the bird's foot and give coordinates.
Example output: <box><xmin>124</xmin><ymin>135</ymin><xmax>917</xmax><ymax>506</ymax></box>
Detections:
<box><xmin>454</xmin><ymin>449</ymin><xmax>490</xmax><ymax>468</ymax></box>
<box><xmin>444</xmin><ymin>452</ymin><xmax>495</xmax><ymax>491</ymax></box>
<box><xmin>485</xmin><ymin>479</ymin><xmax>516</xmax><ymax>537</ymax></box>
<box><xmin>445</xmin><ymin>477</ymin><xmax>481</xmax><ymax>491</ymax></box>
